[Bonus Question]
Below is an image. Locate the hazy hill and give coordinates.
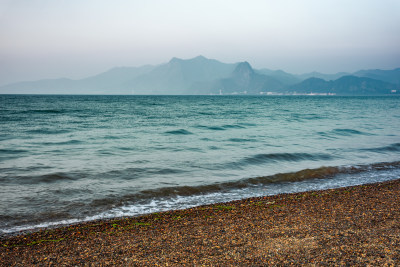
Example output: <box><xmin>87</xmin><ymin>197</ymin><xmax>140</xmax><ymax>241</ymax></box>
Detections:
<box><xmin>0</xmin><ymin>56</ymin><xmax>399</xmax><ymax>95</ymax></box>
<box><xmin>354</xmin><ymin>68</ymin><xmax>400</xmax><ymax>86</ymax></box>
<box><xmin>289</xmin><ymin>75</ymin><xmax>399</xmax><ymax>95</ymax></box>
<box><xmin>257</xmin><ymin>68</ymin><xmax>300</xmax><ymax>85</ymax></box>
<box><xmin>0</xmin><ymin>66</ymin><xmax>155</xmax><ymax>94</ymax></box>
<box><xmin>296</xmin><ymin>71</ymin><xmax>350</xmax><ymax>81</ymax></box>
<box><xmin>217</xmin><ymin>62</ymin><xmax>284</xmax><ymax>94</ymax></box>
<box><xmin>122</xmin><ymin>56</ymin><xmax>237</xmax><ymax>94</ymax></box>
<box><xmin>0</xmin><ymin>78</ymin><xmax>78</xmax><ymax>94</ymax></box>
<box><xmin>80</xmin><ymin>65</ymin><xmax>155</xmax><ymax>92</ymax></box>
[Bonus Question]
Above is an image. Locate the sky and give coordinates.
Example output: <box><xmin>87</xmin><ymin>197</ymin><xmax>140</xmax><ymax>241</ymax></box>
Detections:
<box><xmin>0</xmin><ymin>0</ymin><xmax>399</xmax><ymax>86</ymax></box>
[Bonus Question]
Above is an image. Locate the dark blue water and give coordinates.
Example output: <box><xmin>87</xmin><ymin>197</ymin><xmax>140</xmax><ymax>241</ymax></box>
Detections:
<box><xmin>1</xmin><ymin>95</ymin><xmax>399</xmax><ymax>234</ymax></box>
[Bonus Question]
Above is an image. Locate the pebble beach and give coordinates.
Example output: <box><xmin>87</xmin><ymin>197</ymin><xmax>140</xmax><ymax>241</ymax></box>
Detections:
<box><xmin>1</xmin><ymin>179</ymin><xmax>399</xmax><ymax>266</ymax></box>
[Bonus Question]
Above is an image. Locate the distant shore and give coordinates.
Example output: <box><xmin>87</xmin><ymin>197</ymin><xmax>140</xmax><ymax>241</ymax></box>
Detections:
<box><xmin>1</xmin><ymin>179</ymin><xmax>400</xmax><ymax>265</ymax></box>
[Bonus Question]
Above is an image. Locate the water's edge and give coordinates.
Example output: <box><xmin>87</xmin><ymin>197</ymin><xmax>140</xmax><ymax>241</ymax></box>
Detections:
<box><xmin>2</xmin><ymin>161</ymin><xmax>400</xmax><ymax>235</ymax></box>
<box><xmin>2</xmin><ymin>175</ymin><xmax>399</xmax><ymax>238</ymax></box>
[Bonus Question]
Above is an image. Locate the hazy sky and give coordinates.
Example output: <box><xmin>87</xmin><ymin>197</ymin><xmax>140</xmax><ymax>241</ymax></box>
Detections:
<box><xmin>1</xmin><ymin>0</ymin><xmax>399</xmax><ymax>85</ymax></box>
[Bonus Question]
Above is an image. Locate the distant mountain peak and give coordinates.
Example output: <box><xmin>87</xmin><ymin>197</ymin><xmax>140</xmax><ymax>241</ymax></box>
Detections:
<box><xmin>193</xmin><ymin>55</ymin><xmax>207</xmax><ymax>60</ymax></box>
<box><xmin>169</xmin><ymin>57</ymin><xmax>183</xmax><ymax>63</ymax></box>
<box><xmin>169</xmin><ymin>55</ymin><xmax>210</xmax><ymax>64</ymax></box>
<box><xmin>234</xmin><ymin>62</ymin><xmax>254</xmax><ymax>75</ymax></box>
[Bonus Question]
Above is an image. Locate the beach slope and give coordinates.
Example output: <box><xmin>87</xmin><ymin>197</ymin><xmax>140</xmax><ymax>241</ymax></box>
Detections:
<box><xmin>1</xmin><ymin>179</ymin><xmax>399</xmax><ymax>265</ymax></box>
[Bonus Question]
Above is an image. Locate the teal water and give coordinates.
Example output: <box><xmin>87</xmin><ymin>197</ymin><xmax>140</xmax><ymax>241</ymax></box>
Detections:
<box><xmin>1</xmin><ymin>95</ymin><xmax>400</xmax><ymax>234</ymax></box>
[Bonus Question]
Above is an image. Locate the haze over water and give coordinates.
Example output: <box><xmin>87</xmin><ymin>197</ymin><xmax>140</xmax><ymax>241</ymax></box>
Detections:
<box><xmin>1</xmin><ymin>95</ymin><xmax>400</xmax><ymax>234</ymax></box>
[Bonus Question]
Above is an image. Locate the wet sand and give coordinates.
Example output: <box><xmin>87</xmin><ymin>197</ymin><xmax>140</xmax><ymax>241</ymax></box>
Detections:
<box><xmin>1</xmin><ymin>179</ymin><xmax>400</xmax><ymax>266</ymax></box>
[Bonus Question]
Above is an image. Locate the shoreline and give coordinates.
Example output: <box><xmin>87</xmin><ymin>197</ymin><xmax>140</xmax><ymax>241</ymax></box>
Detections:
<box><xmin>2</xmin><ymin>179</ymin><xmax>400</xmax><ymax>265</ymax></box>
<box><xmin>3</xmin><ymin>161</ymin><xmax>400</xmax><ymax>237</ymax></box>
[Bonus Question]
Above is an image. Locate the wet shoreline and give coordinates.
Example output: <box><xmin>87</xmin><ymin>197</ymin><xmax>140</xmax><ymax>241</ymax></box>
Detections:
<box><xmin>2</xmin><ymin>178</ymin><xmax>400</xmax><ymax>265</ymax></box>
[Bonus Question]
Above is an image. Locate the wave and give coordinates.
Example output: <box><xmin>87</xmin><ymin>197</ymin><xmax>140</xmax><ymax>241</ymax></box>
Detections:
<box><xmin>40</xmin><ymin>140</ymin><xmax>83</xmax><ymax>145</ymax></box>
<box><xmin>88</xmin><ymin>161</ymin><xmax>400</xmax><ymax>205</ymax></box>
<box><xmin>104</xmin><ymin>167</ymin><xmax>185</xmax><ymax>179</ymax></box>
<box><xmin>164</xmin><ymin>129</ymin><xmax>193</xmax><ymax>135</ymax></box>
<box><xmin>30</xmin><ymin>172</ymin><xmax>82</xmax><ymax>183</ymax></box>
<box><xmin>3</xmin><ymin>161</ymin><xmax>400</xmax><ymax>235</ymax></box>
<box><xmin>195</xmin><ymin>124</ymin><xmax>246</xmax><ymax>131</ymax></box>
<box><xmin>18</xmin><ymin>109</ymin><xmax>65</xmax><ymax>114</ymax></box>
<box><xmin>0</xmin><ymin>166</ymin><xmax>52</xmax><ymax>174</ymax></box>
<box><xmin>362</xmin><ymin>143</ymin><xmax>400</xmax><ymax>153</ymax></box>
<box><xmin>206</xmin><ymin>126</ymin><xmax>225</xmax><ymax>131</ymax></box>
<box><xmin>0</xmin><ymin>149</ymin><xmax>29</xmax><ymax>161</ymax></box>
<box><xmin>195</xmin><ymin>125</ymin><xmax>224</xmax><ymax>131</ymax></box>
<box><xmin>239</xmin><ymin>152</ymin><xmax>333</xmax><ymax>165</ymax></box>
<box><xmin>221</xmin><ymin>124</ymin><xmax>246</xmax><ymax>129</ymax></box>
<box><xmin>2</xmin><ymin>167</ymin><xmax>186</xmax><ymax>184</ymax></box>
<box><xmin>318</xmin><ymin>128</ymin><xmax>373</xmax><ymax>139</ymax></box>
<box><xmin>26</xmin><ymin>129</ymin><xmax>71</xmax><ymax>135</ymax></box>
<box><xmin>227</xmin><ymin>138</ymin><xmax>256</xmax><ymax>142</ymax></box>
<box><xmin>0</xmin><ymin>149</ymin><xmax>28</xmax><ymax>154</ymax></box>
<box><xmin>197</xmin><ymin>111</ymin><xmax>214</xmax><ymax>115</ymax></box>
<box><xmin>0</xmin><ymin>172</ymin><xmax>84</xmax><ymax>184</ymax></box>
<box><xmin>331</xmin><ymin>128</ymin><xmax>373</xmax><ymax>136</ymax></box>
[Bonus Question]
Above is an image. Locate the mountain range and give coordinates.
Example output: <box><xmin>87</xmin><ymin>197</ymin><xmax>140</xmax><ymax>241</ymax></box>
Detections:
<box><xmin>1</xmin><ymin>56</ymin><xmax>399</xmax><ymax>95</ymax></box>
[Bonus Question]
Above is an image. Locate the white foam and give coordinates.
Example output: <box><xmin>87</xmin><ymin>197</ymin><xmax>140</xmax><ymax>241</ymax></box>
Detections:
<box><xmin>2</xmin><ymin>168</ymin><xmax>399</xmax><ymax>235</ymax></box>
